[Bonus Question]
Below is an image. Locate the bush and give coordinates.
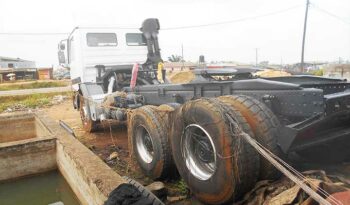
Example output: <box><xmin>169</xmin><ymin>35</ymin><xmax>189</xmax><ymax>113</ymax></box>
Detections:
<box><xmin>312</xmin><ymin>69</ymin><xmax>324</xmax><ymax>76</ymax></box>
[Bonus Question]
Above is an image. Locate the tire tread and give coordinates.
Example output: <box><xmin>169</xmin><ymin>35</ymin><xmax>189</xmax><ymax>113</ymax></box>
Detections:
<box><xmin>219</xmin><ymin>95</ymin><xmax>282</xmax><ymax>179</ymax></box>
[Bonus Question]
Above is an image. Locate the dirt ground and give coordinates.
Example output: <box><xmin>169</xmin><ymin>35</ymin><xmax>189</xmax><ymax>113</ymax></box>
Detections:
<box><xmin>43</xmin><ymin>100</ymin><xmax>132</xmax><ymax>175</ymax></box>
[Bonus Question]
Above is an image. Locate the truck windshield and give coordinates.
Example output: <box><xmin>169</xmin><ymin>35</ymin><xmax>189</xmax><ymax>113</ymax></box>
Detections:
<box><xmin>126</xmin><ymin>33</ymin><xmax>146</xmax><ymax>46</ymax></box>
<box><xmin>86</xmin><ymin>33</ymin><xmax>117</xmax><ymax>47</ymax></box>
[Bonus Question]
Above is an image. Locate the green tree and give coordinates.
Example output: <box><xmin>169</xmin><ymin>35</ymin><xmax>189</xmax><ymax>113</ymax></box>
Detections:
<box><xmin>312</xmin><ymin>68</ymin><xmax>324</xmax><ymax>76</ymax></box>
<box><xmin>168</xmin><ymin>55</ymin><xmax>183</xmax><ymax>62</ymax></box>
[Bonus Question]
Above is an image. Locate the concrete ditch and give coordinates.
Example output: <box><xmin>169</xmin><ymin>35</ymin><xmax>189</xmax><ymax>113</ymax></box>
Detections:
<box><xmin>0</xmin><ymin>112</ymin><xmax>127</xmax><ymax>205</ymax></box>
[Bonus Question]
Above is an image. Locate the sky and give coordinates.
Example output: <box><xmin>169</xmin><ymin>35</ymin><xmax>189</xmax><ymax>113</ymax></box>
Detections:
<box><xmin>0</xmin><ymin>0</ymin><xmax>349</xmax><ymax>67</ymax></box>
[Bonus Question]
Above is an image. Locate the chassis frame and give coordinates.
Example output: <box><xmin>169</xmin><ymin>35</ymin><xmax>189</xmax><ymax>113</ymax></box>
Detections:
<box><xmin>78</xmin><ymin>70</ymin><xmax>350</xmax><ymax>154</ymax></box>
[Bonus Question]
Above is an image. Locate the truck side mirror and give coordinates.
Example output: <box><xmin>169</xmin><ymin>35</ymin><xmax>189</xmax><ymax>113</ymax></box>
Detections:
<box><xmin>59</xmin><ymin>43</ymin><xmax>65</xmax><ymax>50</ymax></box>
<box><xmin>58</xmin><ymin>50</ymin><xmax>66</xmax><ymax>65</ymax></box>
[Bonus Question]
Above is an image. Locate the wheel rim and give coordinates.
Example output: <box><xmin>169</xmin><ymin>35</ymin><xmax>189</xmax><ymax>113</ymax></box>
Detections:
<box><xmin>135</xmin><ymin>125</ymin><xmax>154</xmax><ymax>164</ymax></box>
<box><xmin>181</xmin><ymin>124</ymin><xmax>217</xmax><ymax>180</ymax></box>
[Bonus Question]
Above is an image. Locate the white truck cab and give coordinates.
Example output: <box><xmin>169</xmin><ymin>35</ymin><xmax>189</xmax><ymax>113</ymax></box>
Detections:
<box><xmin>57</xmin><ymin>19</ymin><xmax>163</xmax><ymax>129</ymax></box>
<box><xmin>58</xmin><ymin>27</ymin><xmax>148</xmax><ymax>91</ymax></box>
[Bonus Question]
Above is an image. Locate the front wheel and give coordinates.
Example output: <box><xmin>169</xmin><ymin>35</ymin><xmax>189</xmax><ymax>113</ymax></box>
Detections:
<box><xmin>79</xmin><ymin>95</ymin><xmax>97</xmax><ymax>132</ymax></box>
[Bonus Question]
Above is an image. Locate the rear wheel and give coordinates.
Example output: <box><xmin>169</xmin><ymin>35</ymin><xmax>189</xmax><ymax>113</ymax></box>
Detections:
<box><xmin>170</xmin><ymin>98</ymin><xmax>259</xmax><ymax>204</ymax></box>
<box><xmin>130</xmin><ymin>105</ymin><xmax>176</xmax><ymax>180</ymax></box>
<box><xmin>218</xmin><ymin>95</ymin><xmax>282</xmax><ymax>180</ymax></box>
<box><xmin>79</xmin><ymin>95</ymin><xmax>97</xmax><ymax>132</ymax></box>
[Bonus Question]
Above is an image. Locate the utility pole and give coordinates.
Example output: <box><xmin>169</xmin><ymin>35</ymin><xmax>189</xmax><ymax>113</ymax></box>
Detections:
<box><xmin>255</xmin><ymin>48</ymin><xmax>259</xmax><ymax>67</ymax></box>
<box><xmin>300</xmin><ymin>0</ymin><xmax>310</xmax><ymax>73</ymax></box>
<box><xmin>181</xmin><ymin>44</ymin><xmax>184</xmax><ymax>70</ymax></box>
<box><xmin>280</xmin><ymin>57</ymin><xmax>283</xmax><ymax>70</ymax></box>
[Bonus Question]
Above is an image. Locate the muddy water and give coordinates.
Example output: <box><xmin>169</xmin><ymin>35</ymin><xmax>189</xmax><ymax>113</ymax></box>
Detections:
<box><xmin>0</xmin><ymin>171</ymin><xmax>80</xmax><ymax>205</ymax></box>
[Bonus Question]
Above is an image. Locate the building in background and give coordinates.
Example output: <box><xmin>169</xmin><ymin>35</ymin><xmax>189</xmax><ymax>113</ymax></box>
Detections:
<box><xmin>0</xmin><ymin>56</ymin><xmax>36</xmax><ymax>69</ymax></box>
<box><xmin>164</xmin><ymin>62</ymin><xmax>197</xmax><ymax>72</ymax></box>
<box><xmin>324</xmin><ymin>64</ymin><xmax>350</xmax><ymax>80</ymax></box>
<box><xmin>37</xmin><ymin>67</ymin><xmax>53</xmax><ymax>80</ymax></box>
<box><xmin>286</xmin><ymin>61</ymin><xmax>328</xmax><ymax>73</ymax></box>
<box><xmin>0</xmin><ymin>56</ymin><xmax>37</xmax><ymax>82</ymax></box>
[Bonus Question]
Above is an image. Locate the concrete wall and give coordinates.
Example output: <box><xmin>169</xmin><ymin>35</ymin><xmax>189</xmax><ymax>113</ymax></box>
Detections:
<box><xmin>36</xmin><ymin>112</ymin><xmax>127</xmax><ymax>205</ymax></box>
<box><xmin>0</xmin><ymin>113</ymin><xmax>50</xmax><ymax>143</ymax></box>
<box><xmin>0</xmin><ymin>138</ymin><xmax>57</xmax><ymax>181</ymax></box>
<box><xmin>0</xmin><ymin>111</ymin><xmax>128</xmax><ymax>205</ymax></box>
<box><xmin>0</xmin><ymin>113</ymin><xmax>36</xmax><ymax>143</ymax></box>
<box><xmin>324</xmin><ymin>64</ymin><xmax>350</xmax><ymax>80</ymax></box>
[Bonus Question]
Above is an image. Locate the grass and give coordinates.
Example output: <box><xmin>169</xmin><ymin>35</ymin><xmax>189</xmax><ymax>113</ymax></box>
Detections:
<box><xmin>173</xmin><ymin>179</ymin><xmax>189</xmax><ymax>195</ymax></box>
<box><xmin>0</xmin><ymin>81</ymin><xmax>69</xmax><ymax>91</ymax></box>
<box><xmin>166</xmin><ymin>179</ymin><xmax>189</xmax><ymax>196</ymax></box>
<box><xmin>0</xmin><ymin>91</ymin><xmax>72</xmax><ymax>113</ymax></box>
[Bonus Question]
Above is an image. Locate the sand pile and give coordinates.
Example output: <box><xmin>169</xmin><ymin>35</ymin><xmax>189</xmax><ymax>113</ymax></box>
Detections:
<box><xmin>168</xmin><ymin>71</ymin><xmax>195</xmax><ymax>84</ymax></box>
<box><xmin>255</xmin><ymin>69</ymin><xmax>291</xmax><ymax>78</ymax></box>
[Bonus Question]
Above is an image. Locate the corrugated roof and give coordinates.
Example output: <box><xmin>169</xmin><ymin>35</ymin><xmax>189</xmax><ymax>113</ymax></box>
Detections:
<box><xmin>0</xmin><ymin>56</ymin><xmax>34</xmax><ymax>62</ymax></box>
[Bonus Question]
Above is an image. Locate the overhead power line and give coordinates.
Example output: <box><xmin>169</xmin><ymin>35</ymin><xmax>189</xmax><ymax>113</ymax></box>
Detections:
<box><xmin>161</xmin><ymin>5</ymin><xmax>302</xmax><ymax>30</ymax></box>
<box><xmin>0</xmin><ymin>32</ymin><xmax>69</xmax><ymax>36</ymax></box>
<box><xmin>0</xmin><ymin>5</ymin><xmax>303</xmax><ymax>35</ymax></box>
<box><xmin>311</xmin><ymin>4</ymin><xmax>350</xmax><ymax>25</ymax></box>
<box><xmin>3</xmin><ymin>4</ymin><xmax>344</xmax><ymax>35</ymax></box>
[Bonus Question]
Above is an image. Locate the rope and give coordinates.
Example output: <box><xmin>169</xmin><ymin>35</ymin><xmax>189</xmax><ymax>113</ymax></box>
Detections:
<box><xmin>77</xmin><ymin>92</ymin><xmax>133</xmax><ymax>172</ymax></box>
<box><xmin>219</xmin><ymin>107</ymin><xmax>342</xmax><ymax>205</ymax></box>
<box><xmin>225</xmin><ymin>113</ymin><xmax>342</xmax><ymax>205</ymax></box>
<box><xmin>256</xmin><ymin>141</ymin><xmax>341</xmax><ymax>204</ymax></box>
<box><xmin>182</xmin><ymin>109</ymin><xmax>341</xmax><ymax>204</ymax></box>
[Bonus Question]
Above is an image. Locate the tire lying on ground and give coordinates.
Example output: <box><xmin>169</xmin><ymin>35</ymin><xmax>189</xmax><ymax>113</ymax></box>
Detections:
<box><xmin>218</xmin><ymin>95</ymin><xmax>282</xmax><ymax>180</ymax></box>
<box><xmin>170</xmin><ymin>98</ymin><xmax>259</xmax><ymax>204</ymax></box>
<box><xmin>79</xmin><ymin>95</ymin><xmax>97</xmax><ymax>132</ymax></box>
<box><xmin>130</xmin><ymin>105</ymin><xmax>176</xmax><ymax>180</ymax></box>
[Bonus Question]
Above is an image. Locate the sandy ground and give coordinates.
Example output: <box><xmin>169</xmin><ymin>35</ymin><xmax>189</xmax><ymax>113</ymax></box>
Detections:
<box><xmin>43</xmin><ymin>100</ymin><xmax>128</xmax><ymax>157</ymax></box>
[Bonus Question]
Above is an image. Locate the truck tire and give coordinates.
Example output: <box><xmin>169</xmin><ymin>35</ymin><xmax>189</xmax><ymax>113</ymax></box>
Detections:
<box><xmin>218</xmin><ymin>95</ymin><xmax>282</xmax><ymax>180</ymax></box>
<box><xmin>130</xmin><ymin>105</ymin><xmax>175</xmax><ymax>180</ymax></box>
<box><xmin>122</xmin><ymin>176</ymin><xmax>164</xmax><ymax>205</ymax></box>
<box><xmin>79</xmin><ymin>95</ymin><xmax>97</xmax><ymax>132</ymax></box>
<box><xmin>170</xmin><ymin>98</ymin><xmax>259</xmax><ymax>204</ymax></box>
